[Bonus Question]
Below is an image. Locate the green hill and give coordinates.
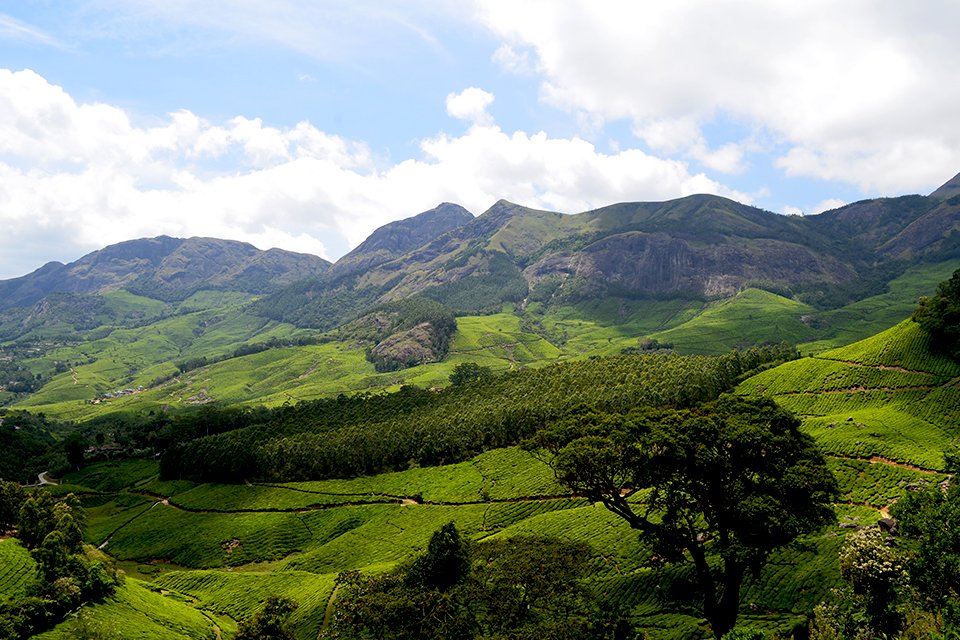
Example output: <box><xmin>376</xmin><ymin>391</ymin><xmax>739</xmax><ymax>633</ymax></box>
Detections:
<box><xmin>736</xmin><ymin>319</ymin><xmax>960</xmax><ymax>471</ymax></box>
<box><xmin>2</xmin><ymin>181</ymin><xmax>959</xmax><ymax>420</ymax></box>
<box><xmin>20</xmin><ymin>308</ymin><xmax>959</xmax><ymax>639</ymax></box>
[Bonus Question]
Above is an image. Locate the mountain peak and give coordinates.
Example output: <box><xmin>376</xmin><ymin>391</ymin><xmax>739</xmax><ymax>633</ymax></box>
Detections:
<box><xmin>930</xmin><ymin>171</ymin><xmax>960</xmax><ymax>200</ymax></box>
<box><xmin>331</xmin><ymin>203</ymin><xmax>474</xmax><ymax>277</ymax></box>
<box><xmin>0</xmin><ymin>235</ymin><xmax>330</xmax><ymax>311</ymax></box>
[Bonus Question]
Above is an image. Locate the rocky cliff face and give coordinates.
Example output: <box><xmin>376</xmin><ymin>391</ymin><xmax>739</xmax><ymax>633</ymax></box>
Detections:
<box><xmin>523</xmin><ymin>231</ymin><xmax>856</xmax><ymax>300</ymax></box>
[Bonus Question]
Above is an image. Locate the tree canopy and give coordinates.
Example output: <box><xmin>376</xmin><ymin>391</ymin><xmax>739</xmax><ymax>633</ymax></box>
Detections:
<box><xmin>235</xmin><ymin>595</ymin><xmax>298</xmax><ymax>640</ymax></box>
<box><xmin>532</xmin><ymin>395</ymin><xmax>838</xmax><ymax>638</ymax></box>
<box><xmin>913</xmin><ymin>267</ymin><xmax>960</xmax><ymax>360</ymax></box>
<box><xmin>323</xmin><ymin>523</ymin><xmax>618</xmax><ymax>639</ymax></box>
<box><xmin>891</xmin><ymin>454</ymin><xmax>960</xmax><ymax>634</ymax></box>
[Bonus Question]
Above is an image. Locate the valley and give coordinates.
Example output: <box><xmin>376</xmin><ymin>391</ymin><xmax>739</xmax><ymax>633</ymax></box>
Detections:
<box><xmin>1</xmin><ymin>180</ymin><xmax>960</xmax><ymax>639</ymax></box>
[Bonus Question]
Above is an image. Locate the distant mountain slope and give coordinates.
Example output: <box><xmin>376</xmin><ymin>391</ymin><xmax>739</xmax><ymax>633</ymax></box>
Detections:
<box><xmin>930</xmin><ymin>170</ymin><xmax>960</xmax><ymax>200</ymax></box>
<box><xmin>0</xmin><ymin>236</ymin><xmax>330</xmax><ymax>311</ymax></box>
<box><xmin>258</xmin><ymin>181</ymin><xmax>960</xmax><ymax>329</ymax></box>
<box><xmin>330</xmin><ymin>202</ymin><xmax>474</xmax><ymax>278</ymax></box>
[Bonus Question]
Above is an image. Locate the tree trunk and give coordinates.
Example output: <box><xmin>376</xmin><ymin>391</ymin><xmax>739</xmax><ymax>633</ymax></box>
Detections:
<box><xmin>688</xmin><ymin>544</ymin><xmax>745</xmax><ymax>639</ymax></box>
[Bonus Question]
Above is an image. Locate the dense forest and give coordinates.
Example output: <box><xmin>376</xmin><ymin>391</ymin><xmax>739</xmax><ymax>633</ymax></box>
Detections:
<box><xmin>158</xmin><ymin>343</ymin><xmax>798</xmax><ymax>483</ymax></box>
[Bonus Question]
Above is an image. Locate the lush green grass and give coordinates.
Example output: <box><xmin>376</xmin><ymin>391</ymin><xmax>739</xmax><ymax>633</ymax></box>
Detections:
<box><xmin>155</xmin><ymin>570</ymin><xmax>334</xmax><ymax>640</ymax></box>
<box><xmin>64</xmin><ymin>460</ymin><xmax>160</xmax><ymax>492</ymax></box>
<box><xmin>274</xmin><ymin>446</ymin><xmax>562</xmax><ymax>504</ymax></box>
<box><xmin>97</xmin><ymin>506</ymin><xmax>316</xmax><ymax>568</ymax></box>
<box><xmin>737</xmin><ymin>319</ymin><xmax>960</xmax><ymax>470</ymax></box>
<box><xmin>82</xmin><ymin>494</ymin><xmax>159</xmax><ymax>547</ymax></box>
<box><xmin>819</xmin><ymin>319</ymin><xmax>960</xmax><ymax>376</ymax></box>
<box><xmin>648</xmin><ymin>288</ymin><xmax>818</xmax><ymax>354</ymax></box>
<box><xmin>33</xmin><ymin>579</ymin><xmax>219</xmax><ymax>640</ymax></box>
<box><xmin>472</xmin><ymin>446</ymin><xmax>566</xmax><ymax>499</ymax></box>
<box><xmin>829</xmin><ymin>457</ymin><xmax>948</xmax><ymax>506</ymax></box>
<box><xmin>530</xmin><ymin>298</ymin><xmax>703</xmax><ymax>357</ymax></box>
<box><xmin>798</xmin><ymin>259</ymin><xmax>960</xmax><ymax>353</ymax></box>
<box><xmin>0</xmin><ymin>539</ymin><xmax>36</xmax><ymax>604</ymax></box>
<box><xmin>12</xmin><ymin>299</ymin><xmax>308</xmax><ymax>419</ymax></box>
<box><xmin>169</xmin><ymin>483</ymin><xmax>393</xmax><ymax>511</ymax></box>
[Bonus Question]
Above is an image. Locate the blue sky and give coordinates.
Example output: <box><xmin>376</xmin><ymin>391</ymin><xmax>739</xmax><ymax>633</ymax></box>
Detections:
<box><xmin>1</xmin><ymin>1</ymin><xmax>959</xmax><ymax>279</ymax></box>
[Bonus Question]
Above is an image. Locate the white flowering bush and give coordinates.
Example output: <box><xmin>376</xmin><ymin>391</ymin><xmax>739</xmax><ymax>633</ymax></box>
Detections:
<box><xmin>839</xmin><ymin>527</ymin><xmax>908</xmax><ymax>597</ymax></box>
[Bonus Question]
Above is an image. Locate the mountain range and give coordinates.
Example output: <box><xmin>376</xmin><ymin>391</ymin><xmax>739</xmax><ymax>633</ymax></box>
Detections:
<box><xmin>4</xmin><ymin>172</ymin><xmax>959</xmax><ymax>331</ymax></box>
<box><xmin>1</xmin><ymin>171</ymin><xmax>959</xmax><ymax>415</ymax></box>
<box><xmin>256</xmin><ymin>172</ymin><xmax>960</xmax><ymax>328</ymax></box>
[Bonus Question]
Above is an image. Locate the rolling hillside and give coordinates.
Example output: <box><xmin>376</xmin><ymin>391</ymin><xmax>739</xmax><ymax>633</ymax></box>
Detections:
<box><xmin>737</xmin><ymin>319</ymin><xmax>960</xmax><ymax>471</ymax></box>
<box><xmin>8</xmin><ymin>259</ymin><xmax>959</xmax><ymax>420</ymax></box>
<box><xmin>5</xmin><ymin>302</ymin><xmax>954</xmax><ymax>639</ymax></box>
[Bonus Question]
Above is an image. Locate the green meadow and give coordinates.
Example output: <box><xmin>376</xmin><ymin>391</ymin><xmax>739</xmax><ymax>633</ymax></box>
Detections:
<box><xmin>0</xmin><ymin>539</ymin><xmax>36</xmax><ymax>605</ymax></box>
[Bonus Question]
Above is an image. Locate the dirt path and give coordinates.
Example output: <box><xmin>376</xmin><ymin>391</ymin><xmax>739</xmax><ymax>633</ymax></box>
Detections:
<box><xmin>827</xmin><ymin>453</ymin><xmax>943</xmax><ymax>475</ymax></box>
<box><xmin>814</xmin><ymin>357</ymin><xmax>936</xmax><ymax>377</ymax></box>
<box><xmin>837</xmin><ymin>500</ymin><xmax>894</xmax><ymax>519</ymax></box>
<box><xmin>97</xmin><ymin>499</ymin><xmax>166</xmax><ymax>550</ymax></box>
<box><xmin>194</xmin><ymin>609</ymin><xmax>223</xmax><ymax>640</ymax></box>
<box><xmin>322</xmin><ymin>585</ymin><xmax>340</xmax><ymax>631</ymax></box>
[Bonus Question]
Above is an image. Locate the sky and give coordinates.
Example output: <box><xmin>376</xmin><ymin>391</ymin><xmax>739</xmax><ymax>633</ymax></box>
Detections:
<box><xmin>1</xmin><ymin>1</ymin><xmax>960</xmax><ymax>279</ymax></box>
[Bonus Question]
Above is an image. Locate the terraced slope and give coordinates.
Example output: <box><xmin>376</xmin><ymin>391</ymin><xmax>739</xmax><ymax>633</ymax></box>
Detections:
<box><xmin>33</xmin><ymin>579</ymin><xmax>225</xmax><ymax>640</ymax></box>
<box><xmin>736</xmin><ymin>319</ymin><xmax>960</xmax><ymax>511</ymax></box>
<box><xmin>0</xmin><ymin>539</ymin><xmax>36</xmax><ymax>604</ymax></box>
<box><xmin>58</xmin><ymin>440</ymin><xmax>876</xmax><ymax>640</ymax></box>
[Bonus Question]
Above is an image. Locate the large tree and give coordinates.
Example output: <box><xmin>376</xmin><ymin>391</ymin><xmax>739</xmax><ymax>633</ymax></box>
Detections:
<box><xmin>534</xmin><ymin>396</ymin><xmax>838</xmax><ymax>638</ymax></box>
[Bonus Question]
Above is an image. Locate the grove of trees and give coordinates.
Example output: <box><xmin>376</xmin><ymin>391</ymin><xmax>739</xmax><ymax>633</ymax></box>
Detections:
<box><xmin>914</xmin><ymin>267</ymin><xmax>960</xmax><ymax>360</ymax></box>
<box><xmin>0</xmin><ymin>479</ymin><xmax>122</xmax><ymax>639</ymax></box>
<box><xmin>322</xmin><ymin>523</ymin><xmax>626</xmax><ymax>639</ymax></box>
<box><xmin>159</xmin><ymin>345</ymin><xmax>800</xmax><ymax>484</ymax></box>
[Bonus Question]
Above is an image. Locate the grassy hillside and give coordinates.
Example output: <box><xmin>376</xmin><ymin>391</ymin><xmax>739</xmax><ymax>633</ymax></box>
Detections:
<box><xmin>796</xmin><ymin>259</ymin><xmax>960</xmax><ymax>352</ymax></box>
<box><xmin>737</xmin><ymin>319</ymin><xmax>960</xmax><ymax>471</ymax></box>
<box><xmin>648</xmin><ymin>288</ymin><xmax>818</xmax><ymax>354</ymax></box>
<box><xmin>34</xmin><ymin>578</ymin><xmax>227</xmax><ymax>640</ymax></box>
<box><xmin>56</xmin><ymin>446</ymin><xmax>859</xmax><ymax>639</ymax></box>
<box><xmin>8</xmin><ymin>260</ymin><xmax>956</xmax><ymax>422</ymax></box>
<box><xmin>24</xmin><ymin>311</ymin><xmax>956</xmax><ymax>639</ymax></box>
<box><xmin>0</xmin><ymin>539</ymin><xmax>36</xmax><ymax>604</ymax></box>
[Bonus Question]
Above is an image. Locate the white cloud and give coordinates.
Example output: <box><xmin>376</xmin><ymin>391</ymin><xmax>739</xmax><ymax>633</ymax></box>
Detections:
<box><xmin>0</xmin><ymin>69</ymin><xmax>748</xmax><ymax>279</ymax></box>
<box><xmin>781</xmin><ymin>205</ymin><xmax>804</xmax><ymax>217</ymax></box>
<box><xmin>474</xmin><ymin>0</ymin><xmax>960</xmax><ymax>193</ymax></box>
<box><xmin>446</xmin><ymin>87</ymin><xmax>496</xmax><ymax>126</ymax></box>
<box><xmin>491</xmin><ymin>44</ymin><xmax>535</xmax><ymax>75</ymax></box>
<box><xmin>780</xmin><ymin>198</ymin><xmax>847</xmax><ymax>217</ymax></box>
<box><xmin>0</xmin><ymin>13</ymin><xmax>65</xmax><ymax>49</ymax></box>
